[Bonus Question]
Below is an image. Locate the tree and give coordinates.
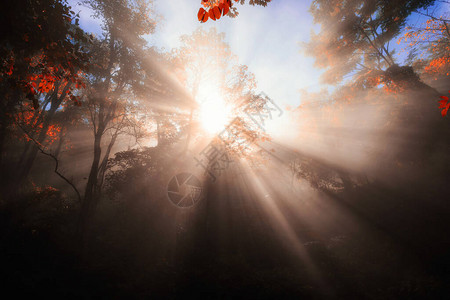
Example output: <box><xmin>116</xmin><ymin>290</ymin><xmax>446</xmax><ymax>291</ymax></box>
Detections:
<box><xmin>305</xmin><ymin>0</ymin><xmax>436</xmax><ymax>89</ymax></box>
<box><xmin>78</xmin><ymin>0</ymin><xmax>157</xmax><ymax>245</ymax></box>
<box><xmin>0</xmin><ymin>0</ymin><xmax>91</xmax><ymax>191</ymax></box>
<box><xmin>175</xmin><ymin>28</ymin><xmax>234</xmax><ymax>151</ymax></box>
<box><xmin>303</xmin><ymin>0</ymin><xmax>449</xmax><ymax>163</ymax></box>
<box><xmin>398</xmin><ymin>5</ymin><xmax>450</xmax><ymax>79</ymax></box>
<box><xmin>139</xmin><ymin>48</ymin><xmax>195</xmax><ymax>148</ymax></box>
<box><xmin>104</xmin><ymin>146</ymin><xmax>169</xmax><ymax>200</ymax></box>
<box><xmin>15</xmin><ymin>78</ymin><xmax>84</xmax><ymax>182</ymax></box>
<box><xmin>173</xmin><ymin>28</ymin><xmax>258</xmax><ymax>153</ymax></box>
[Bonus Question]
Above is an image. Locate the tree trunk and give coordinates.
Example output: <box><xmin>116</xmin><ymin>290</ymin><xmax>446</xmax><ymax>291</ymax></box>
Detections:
<box><xmin>18</xmin><ymin>108</ymin><xmax>57</xmax><ymax>181</ymax></box>
<box><xmin>97</xmin><ymin>132</ymin><xmax>118</xmax><ymax>191</ymax></box>
<box><xmin>79</xmin><ymin>131</ymin><xmax>103</xmax><ymax>250</ymax></box>
<box><xmin>0</xmin><ymin>89</ymin><xmax>21</xmax><ymax>187</ymax></box>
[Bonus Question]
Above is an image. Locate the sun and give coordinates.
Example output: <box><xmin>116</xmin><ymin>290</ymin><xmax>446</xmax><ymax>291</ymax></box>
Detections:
<box><xmin>196</xmin><ymin>83</ymin><xmax>231</xmax><ymax>134</ymax></box>
<box><xmin>199</xmin><ymin>98</ymin><xmax>230</xmax><ymax>134</ymax></box>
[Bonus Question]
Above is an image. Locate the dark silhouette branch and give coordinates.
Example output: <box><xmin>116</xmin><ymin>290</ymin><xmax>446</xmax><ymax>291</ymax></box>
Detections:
<box><xmin>360</xmin><ymin>25</ymin><xmax>392</xmax><ymax>67</ymax></box>
<box><xmin>17</xmin><ymin>122</ymin><xmax>82</xmax><ymax>204</ymax></box>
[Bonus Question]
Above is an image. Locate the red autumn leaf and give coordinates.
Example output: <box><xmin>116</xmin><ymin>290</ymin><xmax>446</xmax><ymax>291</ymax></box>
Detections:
<box><xmin>223</xmin><ymin>3</ymin><xmax>230</xmax><ymax>15</ymax></box>
<box><xmin>6</xmin><ymin>64</ymin><xmax>13</xmax><ymax>76</ymax></box>
<box><xmin>197</xmin><ymin>0</ymin><xmax>232</xmax><ymax>22</ymax></box>
<box><xmin>212</xmin><ymin>6</ymin><xmax>221</xmax><ymax>19</ymax></box>
<box><xmin>209</xmin><ymin>8</ymin><xmax>216</xmax><ymax>21</ymax></box>
<box><xmin>201</xmin><ymin>11</ymin><xmax>209</xmax><ymax>22</ymax></box>
<box><xmin>222</xmin><ymin>0</ymin><xmax>233</xmax><ymax>8</ymax></box>
<box><xmin>38</xmin><ymin>80</ymin><xmax>54</xmax><ymax>93</ymax></box>
<box><xmin>219</xmin><ymin>2</ymin><xmax>230</xmax><ymax>16</ymax></box>
<box><xmin>198</xmin><ymin>8</ymin><xmax>206</xmax><ymax>21</ymax></box>
<box><xmin>438</xmin><ymin>92</ymin><xmax>450</xmax><ymax>117</ymax></box>
<box><xmin>438</xmin><ymin>100</ymin><xmax>447</xmax><ymax>109</ymax></box>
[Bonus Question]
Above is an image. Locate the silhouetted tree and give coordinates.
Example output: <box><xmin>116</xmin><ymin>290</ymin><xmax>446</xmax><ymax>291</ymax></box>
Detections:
<box><xmin>0</xmin><ymin>0</ymin><xmax>90</xmax><ymax>191</ymax></box>
<box><xmin>78</xmin><ymin>0</ymin><xmax>157</xmax><ymax>245</ymax></box>
<box><xmin>305</xmin><ymin>0</ymin><xmax>436</xmax><ymax>89</ymax></box>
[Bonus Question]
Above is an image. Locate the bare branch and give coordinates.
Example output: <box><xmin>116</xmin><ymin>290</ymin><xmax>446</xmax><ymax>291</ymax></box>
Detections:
<box><xmin>16</xmin><ymin>122</ymin><xmax>82</xmax><ymax>204</ymax></box>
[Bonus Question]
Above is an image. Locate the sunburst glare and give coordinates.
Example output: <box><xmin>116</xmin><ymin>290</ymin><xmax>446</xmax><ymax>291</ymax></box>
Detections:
<box><xmin>197</xmin><ymin>84</ymin><xmax>231</xmax><ymax>134</ymax></box>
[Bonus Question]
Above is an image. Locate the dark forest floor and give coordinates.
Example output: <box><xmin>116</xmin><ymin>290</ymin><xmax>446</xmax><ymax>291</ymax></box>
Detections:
<box><xmin>1</xmin><ymin>173</ymin><xmax>450</xmax><ymax>299</ymax></box>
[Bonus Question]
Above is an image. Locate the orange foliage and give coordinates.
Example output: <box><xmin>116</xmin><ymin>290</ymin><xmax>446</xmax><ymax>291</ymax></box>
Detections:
<box><xmin>438</xmin><ymin>92</ymin><xmax>450</xmax><ymax>117</ymax></box>
<box><xmin>197</xmin><ymin>0</ymin><xmax>234</xmax><ymax>23</ymax></box>
<box><xmin>2</xmin><ymin>47</ymin><xmax>87</xmax><ymax>110</ymax></box>
<box><xmin>398</xmin><ymin>17</ymin><xmax>450</xmax><ymax>78</ymax></box>
<box><xmin>398</xmin><ymin>19</ymin><xmax>448</xmax><ymax>46</ymax></box>
<box><xmin>424</xmin><ymin>56</ymin><xmax>450</xmax><ymax>76</ymax></box>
